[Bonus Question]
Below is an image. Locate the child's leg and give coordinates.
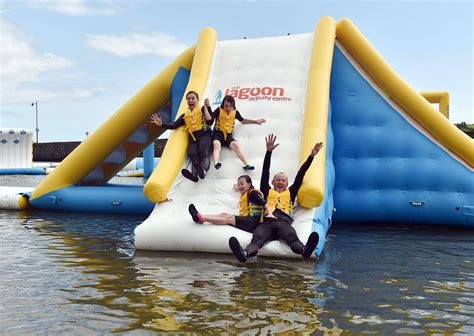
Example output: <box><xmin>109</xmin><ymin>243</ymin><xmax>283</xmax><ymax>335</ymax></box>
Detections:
<box><xmin>198</xmin><ymin>134</ymin><xmax>212</xmax><ymax>172</ymax></box>
<box><xmin>213</xmin><ymin>140</ymin><xmax>221</xmax><ymax>164</ymax></box>
<box><xmin>229</xmin><ymin>141</ymin><xmax>248</xmax><ymax>164</ymax></box>
<box><xmin>182</xmin><ymin>142</ymin><xmax>200</xmax><ymax>182</ymax></box>
<box><xmin>187</xmin><ymin>141</ymin><xmax>200</xmax><ymax>167</ymax></box>
<box><xmin>202</xmin><ymin>213</ymin><xmax>235</xmax><ymax>225</ymax></box>
<box><xmin>189</xmin><ymin>204</ymin><xmax>236</xmax><ymax>225</ymax></box>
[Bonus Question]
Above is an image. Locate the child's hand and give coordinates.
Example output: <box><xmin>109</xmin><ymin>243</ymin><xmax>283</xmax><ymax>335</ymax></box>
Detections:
<box><xmin>265</xmin><ymin>212</ymin><xmax>277</xmax><ymax>219</ymax></box>
<box><xmin>310</xmin><ymin>142</ymin><xmax>324</xmax><ymax>157</ymax></box>
<box><xmin>232</xmin><ymin>183</ymin><xmax>239</xmax><ymax>192</ymax></box>
<box><xmin>256</xmin><ymin>118</ymin><xmax>266</xmax><ymax>125</ymax></box>
<box><xmin>204</xmin><ymin>98</ymin><xmax>210</xmax><ymax>107</ymax></box>
<box><xmin>150</xmin><ymin>113</ymin><xmax>163</xmax><ymax>127</ymax></box>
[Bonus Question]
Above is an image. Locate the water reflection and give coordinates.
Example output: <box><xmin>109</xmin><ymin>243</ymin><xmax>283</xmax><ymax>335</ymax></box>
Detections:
<box><xmin>131</xmin><ymin>253</ymin><xmax>336</xmax><ymax>334</ymax></box>
<box><xmin>4</xmin><ymin>210</ymin><xmax>333</xmax><ymax>334</ymax></box>
<box><xmin>1</xmin><ymin>211</ymin><xmax>472</xmax><ymax>334</ymax></box>
<box><xmin>318</xmin><ymin>225</ymin><xmax>474</xmax><ymax>334</ymax></box>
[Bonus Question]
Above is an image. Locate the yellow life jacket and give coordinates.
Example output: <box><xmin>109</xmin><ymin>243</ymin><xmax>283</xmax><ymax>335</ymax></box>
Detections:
<box><xmin>183</xmin><ymin>105</ymin><xmax>210</xmax><ymax>141</ymax></box>
<box><xmin>214</xmin><ymin>108</ymin><xmax>236</xmax><ymax>140</ymax></box>
<box><xmin>267</xmin><ymin>189</ymin><xmax>294</xmax><ymax>217</ymax></box>
<box><xmin>239</xmin><ymin>190</ymin><xmax>264</xmax><ymax>223</ymax></box>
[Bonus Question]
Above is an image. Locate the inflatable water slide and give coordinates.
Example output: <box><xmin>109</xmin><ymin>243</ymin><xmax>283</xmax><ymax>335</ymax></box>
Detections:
<box><xmin>27</xmin><ymin>47</ymin><xmax>192</xmax><ymax>214</ymax></box>
<box><xmin>28</xmin><ymin>17</ymin><xmax>473</xmax><ymax>258</ymax></box>
<box><xmin>0</xmin><ymin>128</ymin><xmax>46</xmax><ymax>175</ymax></box>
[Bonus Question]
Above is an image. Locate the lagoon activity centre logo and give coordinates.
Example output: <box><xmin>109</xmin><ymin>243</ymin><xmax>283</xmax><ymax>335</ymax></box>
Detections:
<box><xmin>212</xmin><ymin>86</ymin><xmax>292</xmax><ymax>105</ymax></box>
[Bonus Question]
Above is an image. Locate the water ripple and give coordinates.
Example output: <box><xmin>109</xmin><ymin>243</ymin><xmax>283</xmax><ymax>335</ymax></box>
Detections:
<box><xmin>0</xmin><ymin>212</ymin><xmax>472</xmax><ymax>334</ymax></box>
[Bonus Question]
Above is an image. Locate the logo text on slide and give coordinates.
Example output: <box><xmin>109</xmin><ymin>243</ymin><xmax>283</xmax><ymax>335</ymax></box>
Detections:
<box><xmin>212</xmin><ymin>86</ymin><xmax>292</xmax><ymax>105</ymax></box>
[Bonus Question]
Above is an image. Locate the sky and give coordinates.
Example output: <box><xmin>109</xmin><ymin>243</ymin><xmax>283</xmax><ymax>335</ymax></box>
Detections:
<box><xmin>0</xmin><ymin>0</ymin><xmax>472</xmax><ymax>142</ymax></box>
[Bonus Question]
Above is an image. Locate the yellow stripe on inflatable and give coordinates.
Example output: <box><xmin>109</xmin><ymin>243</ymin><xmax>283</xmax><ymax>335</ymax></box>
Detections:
<box><xmin>144</xmin><ymin>28</ymin><xmax>217</xmax><ymax>203</ymax></box>
<box><xmin>420</xmin><ymin>91</ymin><xmax>450</xmax><ymax>118</ymax></box>
<box><xmin>31</xmin><ymin>47</ymin><xmax>195</xmax><ymax>200</ymax></box>
<box><xmin>122</xmin><ymin>172</ymin><xmax>144</xmax><ymax>177</ymax></box>
<box><xmin>297</xmin><ymin>16</ymin><xmax>337</xmax><ymax>208</ymax></box>
<box><xmin>336</xmin><ymin>18</ymin><xmax>474</xmax><ymax>168</ymax></box>
<box><xmin>18</xmin><ymin>195</ymin><xmax>30</xmax><ymax>210</ymax></box>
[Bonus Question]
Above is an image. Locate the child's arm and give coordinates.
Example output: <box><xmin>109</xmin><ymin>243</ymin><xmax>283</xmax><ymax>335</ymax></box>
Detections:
<box><xmin>202</xmin><ymin>98</ymin><xmax>213</xmax><ymax>121</ymax></box>
<box><xmin>241</xmin><ymin>118</ymin><xmax>266</xmax><ymax>125</ymax></box>
<box><xmin>236</xmin><ymin>111</ymin><xmax>266</xmax><ymax>125</ymax></box>
<box><xmin>264</xmin><ymin>204</ymin><xmax>276</xmax><ymax>218</ymax></box>
<box><xmin>248</xmin><ymin>190</ymin><xmax>275</xmax><ymax>218</ymax></box>
<box><xmin>150</xmin><ymin>113</ymin><xmax>184</xmax><ymax>129</ymax></box>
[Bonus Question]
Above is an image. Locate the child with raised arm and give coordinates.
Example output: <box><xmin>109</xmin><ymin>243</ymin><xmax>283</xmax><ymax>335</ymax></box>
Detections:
<box><xmin>228</xmin><ymin>134</ymin><xmax>324</xmax><ymax>262</ymax></box>
<box><xmin>150</xmin><ymin>91</ymin><xmax>213</xmax><ymax>182</ymax></box>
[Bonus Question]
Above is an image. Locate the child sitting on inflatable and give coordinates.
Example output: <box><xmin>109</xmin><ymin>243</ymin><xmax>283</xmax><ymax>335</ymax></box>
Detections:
<box><xmin>188</xmin><ymin>175</ymin><xmax>275</xmax><ymax>233</ymax></box>
<box><xmin>211</xmin><ymin>95</ymin><xmax>265</xmax><ymax>170</ymax></box>
<box><xmin>228</xmin><ymin>134</ymin><xmax>324</xmax><ymax>262</ymax></box>
<box><xmin>151</xmin><ymin>91</ymin><xmax>213</xmax><ymax>182</ymax></box>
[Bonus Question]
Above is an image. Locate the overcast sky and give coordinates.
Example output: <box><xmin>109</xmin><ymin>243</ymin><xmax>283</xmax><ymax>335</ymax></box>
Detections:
<box><xmin>0</xmin><ymin>0</ymin><xmax>472</xmax><ymax>142</ymax></box>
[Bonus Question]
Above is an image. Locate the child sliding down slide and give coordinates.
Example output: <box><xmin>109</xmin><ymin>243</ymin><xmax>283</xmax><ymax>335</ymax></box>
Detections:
<box><xmin>188</xmin><ymin>174</ymin><xmax>275</xmax><ymax>233</ymax></box>
<box><xmin>211</xmin><ymin>95</ymin><xmax>265</xmax><ymax>170</ymax></box>
<box><xmin>229</xmin><ymin>134</ymin><xmax>324</xmax><ymax>262</ymax></box>
<box><xmin>151</xmin><ymin>91</ymin><xmax>213</xmax><ymax>182</ymax></box>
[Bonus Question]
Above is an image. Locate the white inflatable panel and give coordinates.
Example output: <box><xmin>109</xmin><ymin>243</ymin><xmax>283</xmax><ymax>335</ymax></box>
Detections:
<box><xmin>0</xmin><ymin>128</ymin><xmax>34</xmax><ymax>168</ymax></box>
<box><xmin>33</xmin><ymin>162</ymin><xmax>60</xmax><ymax>168</ymax></box>
<box><xmin>136</xmin><ymin>33</ymin><xmax>317</xmax><ymax>258</ymax></box>
<box><xmin>0</xmin><ymin>186</ymin><xmax>33</xmax><ymax>209</ymax></box>
<box><xmin>121</xmin><ymin>158</ymin><xmax>138</xmax><ymax>171</ymax></box>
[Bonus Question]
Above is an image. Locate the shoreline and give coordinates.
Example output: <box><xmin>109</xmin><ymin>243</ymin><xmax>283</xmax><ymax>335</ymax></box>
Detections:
<box><xmin>33</xmin><ymin>139</ymin><xmax>167</xmax><ymax>162</ymax></box>
<box><xmin>31</xmin><ymin>128</ymin><xmax>473</xmax><ymax>162</ymax></box>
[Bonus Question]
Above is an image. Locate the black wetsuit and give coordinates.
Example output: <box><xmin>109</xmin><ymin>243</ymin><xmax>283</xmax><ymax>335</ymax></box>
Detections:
<box><xmin>245</xmin><ymin>150</ymin><xmax>315</xmax><ymax>257</ymax></box>
<box><xmin>211</xmin><ymin>109</ymin><xmax>244</xmax><ymax>147</ymax></box>
<box><xmin>234</xmin><ymin>189</ymin><xmax>267</xmax><ymax>233</ymax></box>
<box><xmin>161</xmin><ymin>106</ymin><xmax>213</xmax><ymax>172</ymax></box>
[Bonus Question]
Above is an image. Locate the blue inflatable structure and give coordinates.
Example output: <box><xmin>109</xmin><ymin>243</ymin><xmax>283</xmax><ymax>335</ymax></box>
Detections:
<box><xmin>331</xmin><ymin>46</ymin><xmax>473</xmax><ymax>226</ymax></box>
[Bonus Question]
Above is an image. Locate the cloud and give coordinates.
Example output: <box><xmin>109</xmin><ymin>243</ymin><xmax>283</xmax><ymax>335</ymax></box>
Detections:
<box><xmin>0</xmin><ymin>19</ymin><xmax>101</xmax><ymax>104</ymax></box>
<box><xmin>28</xmin><ymin>0</ymin><xmax>120</xmax><ymax>16</ymax></box>
<box><xmin>0</xmin><ymin>19</ymin><xmax>74</xmax><ymax>82</ymax></box>
<box><xmin>1</xmin><ymin>85</ymin><xmax>107</xmax><ymax>104</ymax></box>
<box><xmin>85</xmin><ymin>32</ymin><xmax>188</xmax><ymax>58</ymax></box>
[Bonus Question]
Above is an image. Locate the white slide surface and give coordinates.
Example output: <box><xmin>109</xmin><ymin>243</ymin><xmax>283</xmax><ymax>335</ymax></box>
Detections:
<box><xmin>135</xmin><ymin>33</ymin><xmax>320</xmax><ymax>258</ymax></box>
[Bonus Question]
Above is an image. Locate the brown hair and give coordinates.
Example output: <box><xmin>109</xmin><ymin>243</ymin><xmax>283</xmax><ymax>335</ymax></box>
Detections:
<box><xmin>238</xmin><ymin>175</ymin><xmax>254</xmax><ymax>190</ymax></box>
<box><xmin>220</xmin><ymin>95</ymin><xmax>236</xmax><ymax>109</ymax></box>
<box><xmin>186</xmin><ymin>91</ymin><xmax>199</xmax><ymax>99</ymax></box>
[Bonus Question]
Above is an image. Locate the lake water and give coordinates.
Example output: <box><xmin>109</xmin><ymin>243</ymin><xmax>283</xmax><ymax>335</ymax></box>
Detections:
<box><xmin>1</xmin><ymin>176</ymin><xmax>473</xmax><ymax>334</ymax></box>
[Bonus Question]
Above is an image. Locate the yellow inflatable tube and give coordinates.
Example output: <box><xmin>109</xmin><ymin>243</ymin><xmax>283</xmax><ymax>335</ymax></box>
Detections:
<box><xmin>297</xmin><ymin>16</ymin><xmax>337</xmax><ymax>208</ymax></box>
<box><xmin>31</xmin><ymin>47</ymin><xmax>195</xmax><ymax>199</ymax></box>
<box><xmin>144</xmin><ymin>28</ymin><xmax>217</xmax><ymax>203</ymax></box>
<box><xmin>420</xmin><ymin>91</ymin><xmax>450</xmax><ymax>118</ymax></box>
<box><xmin>18</xmin><ymin>195</ymin><xmax>30</xmax><ymax>210</ymax></box>
<box><xmin>336</xmin><ymin>18</ymin><xmax>474</xmax><ymax>168</ymax></box>
<box><xmin>31</xmin><ymin>46</ymin><xmax>196</xmax><ymax>200</ymax></box>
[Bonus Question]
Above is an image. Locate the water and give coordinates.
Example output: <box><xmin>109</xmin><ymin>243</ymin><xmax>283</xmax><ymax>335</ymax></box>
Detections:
<box><xmin>0</xmin><ymin>176</ymin><xmax>473</xmax><ymax>334</ymax></box>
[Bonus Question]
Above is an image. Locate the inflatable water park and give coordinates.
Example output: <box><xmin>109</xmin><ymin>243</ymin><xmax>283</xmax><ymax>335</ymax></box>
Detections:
<box><xmin>1</xmin><ymin>17</ymin><xmax>473</xmax><ymax>258</ymax></box>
